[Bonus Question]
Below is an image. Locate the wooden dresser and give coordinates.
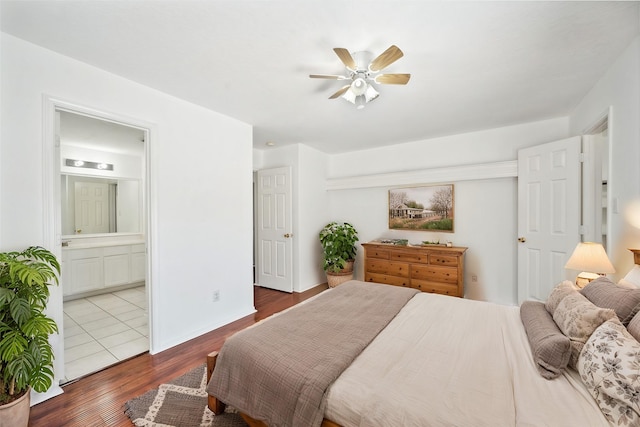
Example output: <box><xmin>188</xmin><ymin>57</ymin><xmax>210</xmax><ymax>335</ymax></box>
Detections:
<box><xmin>362</xmin><ymin>242</ymin><xmax>467</xmax><ymax>297</ymax></box>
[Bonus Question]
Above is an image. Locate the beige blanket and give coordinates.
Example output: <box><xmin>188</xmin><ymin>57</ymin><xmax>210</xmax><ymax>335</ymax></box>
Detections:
<box><xmin>207</xmin><ymin>280</ymin><xmax>418</xmax><ymax>427</ymax></box>
<box><xmin>325</xmin><ymin>292</ymin><xmax>610</xmax><ymax>426</ymax></box>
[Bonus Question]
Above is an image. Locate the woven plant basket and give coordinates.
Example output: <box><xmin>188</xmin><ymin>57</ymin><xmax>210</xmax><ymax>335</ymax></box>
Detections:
<box><xmin>326</xmin><ymin>270</ymin><xmax>353</xmax><ymax>288</ymax></box>
<box><xmin>343</xmin><ymin>259</ymin><xmax>354</xmax><ymax>273</ymax></box>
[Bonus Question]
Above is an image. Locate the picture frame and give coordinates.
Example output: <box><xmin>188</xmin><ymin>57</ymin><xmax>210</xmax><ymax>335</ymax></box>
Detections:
<box><xmin>388</xmin><ymin>184</ymin><xmax>454</xmax><ymax>232</ymax></box>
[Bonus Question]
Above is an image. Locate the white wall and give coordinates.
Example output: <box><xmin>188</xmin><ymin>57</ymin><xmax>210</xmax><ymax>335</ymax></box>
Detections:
<box><xmin>117</xmin><ymin>179</ymin><xmax>140</xmax><ymax>233</ymax></box>
<box><xmin>1</xmin><ymin>34</ymin><xmax>255</xmax><ymax>402</ymax></box>
<box><xmin>569</xmin><ymin>35</ymin><xmax>640</xmax><ymax>280</ymax></box>
<box><xmin>296</xmin><ymin>144</ymin><xmax>330</xmax><ymax>290</ymax></box>
<box><xmin>327</xmin><ymin>117</ymin><xmax>570</xmax><ymax>305</ymax></box>
<box><xmin>329</xmin><ymin>118</ymin><xmax>570</xmax><ymax>176</ymax></box>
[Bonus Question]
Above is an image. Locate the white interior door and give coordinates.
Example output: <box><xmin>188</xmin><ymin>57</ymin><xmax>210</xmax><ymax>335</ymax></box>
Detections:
<box><xmin>517</xmin><ymin>136</ymin><xmax>581</xmax><ymax>302</ymax></box>
<box><xmin>257</xmin><ymin>166</ymin><xmax>293</xmax><ymax>292</ymax></box>
<box><xmin>74</xmin><ymin>181</ymin><xmax>110</xmax><ymax>234</ymax></box>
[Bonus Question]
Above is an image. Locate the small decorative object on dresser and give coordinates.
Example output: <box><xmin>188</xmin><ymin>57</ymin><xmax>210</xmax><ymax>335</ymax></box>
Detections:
<box><xmin>362</xmin><ymin>241</ymin><xmax>467</xmax><ymax>297</ymax></box>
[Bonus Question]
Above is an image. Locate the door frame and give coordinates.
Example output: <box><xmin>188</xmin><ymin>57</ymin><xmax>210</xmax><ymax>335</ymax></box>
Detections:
<box><xmin>581</xmin><ymin>107</ymin><xmax>612</xmax><ymax>248</ymax></box>
<box><xmin>41</xmin><ymin>96</ymin><xmax>156</xmax><ymax>387</ymax></box>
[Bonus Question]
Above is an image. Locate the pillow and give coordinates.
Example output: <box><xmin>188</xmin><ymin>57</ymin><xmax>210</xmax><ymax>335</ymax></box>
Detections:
<box><xmin>520</xmin><ymin>300</ymin><xmax>571</xmax><ymax>379</ymax></box>
<box><xmin>617</xmin><ymin>279</ymin><xmax>637</xmax><ymax>289</ymax></box>
<box><xmin>580</xmin><ymin>276</ymin><xmax>640</xmax><ymax>325</ymax></box>
<box><xmin>627</xmin><ymin>311</ymin><xmax>640</xmax><ymax>342</ymax></box>
<box><xmin>552</xmin><ymin>292</ymin><xmax>616</xmax><ymax>368</ymax></box>
<box><xmin>545</xmin><ymin>280</ymin><xmax>578</xmax><ymax>315</ymax></box>
<box><xmin>578</xmin><ymin>318</ymin><xmax>640</xmax><ymax>425</ymax></box>
<box><xmin>622</xmin><ymin>265</ymin><xmax>640</xmax><ymax>288</ymax></box>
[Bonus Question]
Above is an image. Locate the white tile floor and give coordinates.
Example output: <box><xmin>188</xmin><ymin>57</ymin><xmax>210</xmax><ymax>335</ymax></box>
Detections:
<box><xmin>63</xmin><ymin>286</ymin><xmax>149</xmax><ymax>382</ymax></box>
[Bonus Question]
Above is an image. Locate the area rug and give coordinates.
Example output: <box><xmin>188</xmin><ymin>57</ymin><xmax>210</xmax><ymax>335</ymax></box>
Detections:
<box><xmin>124</xmin><ymin>364</ymin><xmax>247</xmax><ymax>427</ymax></box>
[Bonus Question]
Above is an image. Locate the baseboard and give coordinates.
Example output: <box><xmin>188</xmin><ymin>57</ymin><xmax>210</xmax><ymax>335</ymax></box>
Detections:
<box><xmin>30</xmin><ymin>384</ymin><xmax>64</xmax><ymax>406</ymax></box>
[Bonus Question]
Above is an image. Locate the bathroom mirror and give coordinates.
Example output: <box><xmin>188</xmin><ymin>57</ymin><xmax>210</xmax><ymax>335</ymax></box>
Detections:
<box><xmin>61</xmin><ymin>174</ymin><xmax>141</xmax><ymax>236</ymax></box>
<box><xmin>58</xmin><ymin>109</ymin><xmax>145</xmax><ymax>238</ymax></box>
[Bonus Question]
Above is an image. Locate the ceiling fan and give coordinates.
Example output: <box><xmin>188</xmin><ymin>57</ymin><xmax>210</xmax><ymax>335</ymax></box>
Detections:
<box><xmin>309</xmin><ymin>45</ymin><xmax>410</xmax><ymax>109</ymax></box>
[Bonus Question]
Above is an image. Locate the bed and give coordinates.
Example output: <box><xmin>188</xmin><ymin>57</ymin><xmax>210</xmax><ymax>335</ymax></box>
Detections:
<box><xmin>206</xmin><ymin>256</ymin><xmax>640</xmax><ymax>427</ymax></box>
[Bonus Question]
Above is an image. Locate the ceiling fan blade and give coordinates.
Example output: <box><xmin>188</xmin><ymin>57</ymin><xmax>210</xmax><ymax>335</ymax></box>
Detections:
<box><xmin>374</xmin><ymin>73</ymin><xmax>411</xmax><ymax>85</ymax></box>
<box><xmin>309</xmin><ymin>74</ymin><xmax>348</xmax><ymax>80</ymax></box>
<box><xmin>369</xmin><ymin>45</ymin><xmax>404</xmax><ymax>72</ymax></box>
<box><xmin>333</xmin><ymin>48</ymin><xmax>357</xmax><ymax>70</ymax></box>
<box><xmin>329</xmin><ymin>85</ymin><xmax>351</xmax><ymax>99</ymax></box>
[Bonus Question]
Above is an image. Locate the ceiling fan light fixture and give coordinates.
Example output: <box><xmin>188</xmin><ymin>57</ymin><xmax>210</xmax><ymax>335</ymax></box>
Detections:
<box><xmin>311</xmin><ymin>45</ymin><xmax>409</xmax><ymax>108</ymax></box>
<box><xmin>364</xmin><ymin>84</ymin><xmax>379</xmax><ymax>102</ymax></box>
<box><xmin>342</xmin><ymin>88</ymin><xmax>357</xmax><ymax>104</ymax></box>
<box><xmin>350</xmin><ymin>77</ymin><xmax>368</xmax><ymax>96</ymax></box>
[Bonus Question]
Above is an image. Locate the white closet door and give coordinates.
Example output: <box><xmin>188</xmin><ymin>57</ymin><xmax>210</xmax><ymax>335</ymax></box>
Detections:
<box><xmin>257</xmin><ymin>166</ymin><xmax>293</xmax><ymax>293</ymax></box>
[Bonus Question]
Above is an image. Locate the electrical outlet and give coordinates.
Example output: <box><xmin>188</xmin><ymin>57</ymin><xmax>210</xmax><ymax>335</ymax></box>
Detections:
<box><xmin>212</xmin><ymin>290</ymin><xmax>220</xmax><ymax>302</ymax></box>
<box><xmin>471</xmin><ymin>275</ymin><xmax>478</xmax><ymax>283</ymax></box>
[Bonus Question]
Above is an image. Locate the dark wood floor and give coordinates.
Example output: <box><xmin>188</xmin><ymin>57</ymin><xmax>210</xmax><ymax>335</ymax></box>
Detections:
<box><xmin>28</xmin><ymin>284</ymin><xmax>327</xmax><ymax>427</ymax></box>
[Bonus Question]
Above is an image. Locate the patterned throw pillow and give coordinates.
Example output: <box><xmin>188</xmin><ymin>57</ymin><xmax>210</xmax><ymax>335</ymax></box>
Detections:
<box><xmin>553</xmin><ymin>292</ymin><xmax>616</xmax><ymax>368</ymax></box>
<box><xmin>545</xmin><ymin>280</ymin><xmax>578</xmax><ymax>316</ymax></box>
<box><xmin>578</xmin><ymin>318</ymin><xmax>640</xmax><ymax>426</ymax></box>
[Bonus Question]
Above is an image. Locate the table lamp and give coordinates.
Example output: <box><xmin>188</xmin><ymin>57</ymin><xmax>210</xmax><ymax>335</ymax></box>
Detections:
<box><xmin>565</xmin><ymin>242</ymin><xmax>615</xmax><ymax>288</ymax></box>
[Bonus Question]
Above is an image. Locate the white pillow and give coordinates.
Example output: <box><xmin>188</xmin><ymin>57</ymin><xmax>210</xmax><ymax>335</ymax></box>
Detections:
<box><xmin>621</xmin><ymin>265</ymin><xmax>640</xmax><ymax>288</ymax></box>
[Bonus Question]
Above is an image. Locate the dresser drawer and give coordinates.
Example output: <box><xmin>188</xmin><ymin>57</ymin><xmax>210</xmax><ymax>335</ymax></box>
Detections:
<box><xmin>365</xmin><ymin>272</ymin><xmax>410</xmax><ymax>288</ymax></box>
<box><xmin>428</xmin><ymin>254</ymin><xmax>459</xmax><ymax>267</ymax></box>
<box><xmin>389</xmin><ymin>251</ymin><xmax>428</xmax><ymax>264</ymax></box>
<box><xmin>366</xmin><ymin>248</ymin><xmax>390</xmax><ymax>260</ymax></box>
<box><xmin>411</xmin><ymin>264</ymin><xmax>458</xmax><ymax>284</ymax></box>
<box><xmin>411</xmin><ymin>279</ymin><xmax>459</xmax><ymax>296</ymax></box>
<box><xmin>365</xmin><ymin>259</ymin><xmax>409</xmax><ymax>277</ymax></box>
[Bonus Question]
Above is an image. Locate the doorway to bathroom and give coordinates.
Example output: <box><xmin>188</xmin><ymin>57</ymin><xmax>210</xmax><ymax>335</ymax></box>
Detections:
<box><xmin>57</xmin><ymin>109</ymin><xmax>150</xmax><ymax>382</ymax></box>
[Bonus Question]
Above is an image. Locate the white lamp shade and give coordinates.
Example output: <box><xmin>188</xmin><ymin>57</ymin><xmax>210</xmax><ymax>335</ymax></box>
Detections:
<box><xmin>364</xmin><ymin>84</ymin><xmax>379</xmax><ymax>102</ymax></box>
<box><xmin>341</xmin><ymin>88</ymin><xmax>357</xmax><ymax>104</ymax></box>
<box><xmin>350</xmin><ymin>78</ymin><xmax>368</xmax><ymax>96</ymax></box>
<box><xmin>565</xmin><ymin>242</ymin><xmax>615</xmax><ymax>274</ymax></box>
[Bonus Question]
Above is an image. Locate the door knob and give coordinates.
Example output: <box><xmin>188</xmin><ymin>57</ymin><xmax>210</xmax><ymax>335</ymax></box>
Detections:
<box><xmin>284</xmin><ymin>233</ymin><xmax>293</xmax><ymax>238</ymax></box>
<box><xmin>518</xmin><ymin>237</ymin><xmax>526</xmax><ymax>243</ymax></box>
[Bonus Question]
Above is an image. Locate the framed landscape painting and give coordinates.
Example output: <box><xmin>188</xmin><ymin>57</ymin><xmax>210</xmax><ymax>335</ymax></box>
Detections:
<box><xmin>388</xmin><ymin>184</ymin><xmax>454</xmax><ymax>232</ymax></box>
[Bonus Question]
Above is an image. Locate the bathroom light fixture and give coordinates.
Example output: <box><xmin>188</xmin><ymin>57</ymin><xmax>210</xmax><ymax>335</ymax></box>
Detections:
<box><xmin>65</xmin><ymin>158</ymin><xmax>114</xmax><ymax>171</ymax></box>
<box><xmin>565</xmin><ymin>242</ymin><xmax>615</xmax><ymax>288</ymax></box>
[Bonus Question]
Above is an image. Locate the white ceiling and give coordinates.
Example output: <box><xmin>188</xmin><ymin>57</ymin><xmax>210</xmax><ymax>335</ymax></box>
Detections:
<box><xmin>2</xmin><ymin>1</ymin><xmax>639</xmax><ymax>154</ymax></box>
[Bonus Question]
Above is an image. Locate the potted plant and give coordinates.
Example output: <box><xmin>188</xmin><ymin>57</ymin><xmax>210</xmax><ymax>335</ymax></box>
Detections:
<box><xmin>0</xmin><ymin>246</ymin><xmax>60</xmax><ymax>427</ymax></box>
<box><xmin>319</xmin><ymin>222</ymin><xmax>359</xmax><ymax>287</ymax></box>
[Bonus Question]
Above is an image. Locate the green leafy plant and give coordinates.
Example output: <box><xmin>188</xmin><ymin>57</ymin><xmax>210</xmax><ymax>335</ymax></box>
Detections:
<box><xmin>0</xmin><ymin>246</ymin><xmax>59</xmax><ymax>405</ymax></box>
<box><xmin>319</xmin><ymin>222</ymin><xmax>359</xmax><ymax>273</ymax></box>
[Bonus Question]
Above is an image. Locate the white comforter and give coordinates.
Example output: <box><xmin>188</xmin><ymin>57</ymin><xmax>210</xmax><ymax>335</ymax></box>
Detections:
<box><xmin>325</xmin><ymin>292</ymin><xmax>609</xmax><ymax>427</ymax></box>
